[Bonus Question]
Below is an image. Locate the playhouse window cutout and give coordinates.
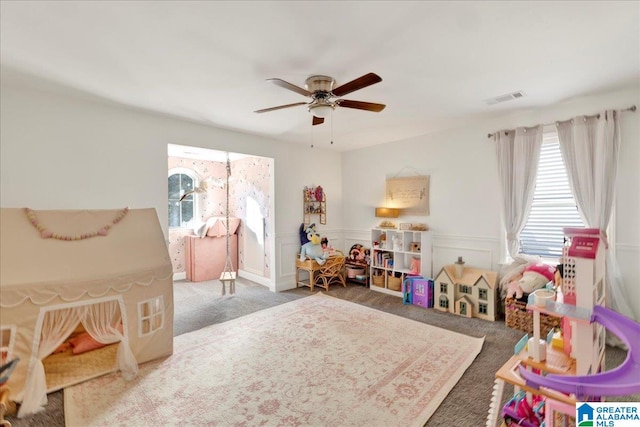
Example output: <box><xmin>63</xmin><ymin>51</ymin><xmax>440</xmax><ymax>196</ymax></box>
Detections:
<box><xmin>138</xmin><ymin>296</ymin><xmax>164</xmax><ymax>336</ymax></box>
<box><xmin>439</xmin><ymin>297</ymin><xmax>449</xmax><ymax>309</ymax></box>
<box><xmin>439</xmin><ymin>282</ymin><xmax>447</xmax><ymax>293</ymax></box>
<box><xmin>478</xmin><ymin>288</ymin><xmax>488</xmax><ymax>301</ymax></box>
<box><xmin>0</xmin><ymin>326</ymin><xmax>16</xmax><ymax>364</ymax></box>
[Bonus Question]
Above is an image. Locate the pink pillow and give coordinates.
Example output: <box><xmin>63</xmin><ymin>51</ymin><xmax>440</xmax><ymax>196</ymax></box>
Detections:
<box><xmin>69</xmin><ymin>332</ymin><xmax>106</xmax><ymax>355</ymax></box>
<box><xmin>524</xmin><ymin>263</ymin><xmax>555</xmax><ymax>282</ymax></box>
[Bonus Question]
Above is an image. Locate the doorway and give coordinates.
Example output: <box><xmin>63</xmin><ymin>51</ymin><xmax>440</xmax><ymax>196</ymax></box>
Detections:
<box><xmin>167</xmin><ymin>144</ymin><xmax>275</xmax><ymax>289</ymax></box>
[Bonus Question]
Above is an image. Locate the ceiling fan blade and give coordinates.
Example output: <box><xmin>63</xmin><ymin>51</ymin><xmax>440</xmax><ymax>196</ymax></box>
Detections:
<box><xmin>312</xmin><ymin>116</ymin><xmax>324</xmax><ymax>126</ymax></box>
<box><xmin>254</xmin><ymin>102</ymin><xmax>307</xmax><ymax>113</ymax></box>
<box><xmin>336</xmin><ymin>99</ymin><xmax>386</xmax><ymax>112</ymax></box>
<box><xmin>332</xmin><ymin>73</ymin><xmax>382</xmax><ymax>97</ymax></box>
<box><xmin>267</xmin><ymin>78</ymin><xmax>311</xmax><ymax>97</ymax></box>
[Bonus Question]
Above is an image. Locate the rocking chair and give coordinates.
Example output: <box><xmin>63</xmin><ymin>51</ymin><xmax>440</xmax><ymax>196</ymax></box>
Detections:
<box><xmin>314</xmin><ymin>251</ymin><xmax>346</xmax><ymax>291</ymax></box>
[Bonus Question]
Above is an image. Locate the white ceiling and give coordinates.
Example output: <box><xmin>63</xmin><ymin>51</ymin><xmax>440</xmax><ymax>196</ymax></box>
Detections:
<box><xmin>1</xmin><ymin>1</ymin><xmax>638</xmax><ymax>151</ymax></box>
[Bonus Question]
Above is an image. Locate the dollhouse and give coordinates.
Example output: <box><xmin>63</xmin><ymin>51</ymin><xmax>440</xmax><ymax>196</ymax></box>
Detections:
<box><xmin>486</xmin><ymin>228</ymin><xmax>618</xmax><ymax>427</ymax></box>
<box><xmin>433</xmin><ymin>265</ymin><xmax>498</xmax><ymax>322</ymax></box>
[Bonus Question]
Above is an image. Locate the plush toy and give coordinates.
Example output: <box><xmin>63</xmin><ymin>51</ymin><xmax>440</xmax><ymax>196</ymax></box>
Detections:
<box><xmin>348</xmin><ymin>244</ymin><xmax>369</xmax><ymax>266</ymax></box>
<box><xmin>321</xmin><ymin>237</ymin><xmax>335</xmax><ymax>256</ymax></box>
<box><xmin>299</xmin><ymin>223</ymin><xmax>328</xmax><ymax>265</ymax></box>
<box><xmin>409</xmin><ymin>257</ymin><xmax>421</xmax><ymax>275</ymax></box>
<box><xmin>507</xmin><ymin>263</ymin><xmax>556</xmax><ymax>299</ymax></box>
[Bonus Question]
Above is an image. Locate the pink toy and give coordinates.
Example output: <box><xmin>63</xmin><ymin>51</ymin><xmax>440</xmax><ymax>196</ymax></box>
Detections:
<box><xmin>506</xmin><ymin>263</ymin><xmax>555</xmax><ymax>299</ymax></box>
<box><xmin>502</xmin><ymin>391</ymin><xmax>544</xmax><ymax>427</ymax></box>
<box><xmin>409</xmin><ymin>257</ymin><xmax>421</xmax><ymax>275</ymax></box>
<box><xmin>520</xmin><ymin>305</ymin><xmax>640</xmax><ymax>399</ymax></box>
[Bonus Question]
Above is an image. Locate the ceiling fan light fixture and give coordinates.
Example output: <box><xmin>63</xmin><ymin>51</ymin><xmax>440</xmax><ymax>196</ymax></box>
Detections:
<box><xmin>309</xmin><ymin>103</ymin><xmax>335</xmax><ymax>118</ymax></box>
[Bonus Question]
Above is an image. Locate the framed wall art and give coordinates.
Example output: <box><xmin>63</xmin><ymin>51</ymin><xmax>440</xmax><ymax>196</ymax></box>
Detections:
<box><xmin>385</xmin><ymin>175</ymin><xmax>430</xmax><ymax>216</ymax></box>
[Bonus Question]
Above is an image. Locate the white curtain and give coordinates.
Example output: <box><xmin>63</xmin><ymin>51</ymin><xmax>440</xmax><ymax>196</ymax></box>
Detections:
<box><xmin>556</xmin><ymin>110</ymin><xmax>635</xmax><ymax>330</ymax></box>
<box><xmin>18</xmin><ymin>307</ymin><xmax>85</xmax><ymax>417</ymax></box>
<box><xmin>18</xmin><ymin>300</ymin><xmax>139</xmax><ymax>418</ymax></box>
<box><xmin>494</xmin><ymin>126</ymin><xmax>544</xmax><ymax>258</ymax></box>
<box><xmin>82</xmin><ymin>300</ymin><xmax>138</xmax><ymax>380</ymax></box>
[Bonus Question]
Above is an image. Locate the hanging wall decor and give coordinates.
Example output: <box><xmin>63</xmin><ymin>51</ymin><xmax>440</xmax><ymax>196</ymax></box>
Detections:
<box><xmin>385</xmin><ymin>175</ymin><xmax>430</xmax><ymax>216</ymax></box>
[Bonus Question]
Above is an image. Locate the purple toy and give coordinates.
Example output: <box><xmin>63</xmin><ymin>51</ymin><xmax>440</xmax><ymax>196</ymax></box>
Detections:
<box><xmin>519</xmin><ymin>305</ymin><xmax>640</xmax><ymax>399</ymax></box>
<box><xmin>412</xmin><ymin>278</ymin><xmax>434</xmax><ymax>308</ymax></box>
<box><xmin>402</xmin><ymin>275</ymin><xmax>422</xmax><ymax>305</ymax></box>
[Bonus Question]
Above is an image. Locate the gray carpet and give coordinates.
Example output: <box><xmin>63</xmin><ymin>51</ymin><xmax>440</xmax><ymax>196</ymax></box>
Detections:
<box><xmin>7</xmin><ymin>278</ymin><xmax>635</xmax><ymax>427</ymax></box>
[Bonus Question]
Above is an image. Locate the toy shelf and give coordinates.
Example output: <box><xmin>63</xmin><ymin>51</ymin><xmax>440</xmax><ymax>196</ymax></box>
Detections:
<box><xmin>369</xmin><ymin>228</ymin><xmax>431</xmax><ymax>297</ymax></box>
<box><xmin>303</xmin><ymin>189</ymin><xmax>326</xmax><ymax>225</ymax></box>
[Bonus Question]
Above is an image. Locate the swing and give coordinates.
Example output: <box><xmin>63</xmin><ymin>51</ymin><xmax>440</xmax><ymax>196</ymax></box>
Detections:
<box><xmin>219</xmin><ymin>152</ymin><xmax>236</xmax><ymax>295</ymax></box>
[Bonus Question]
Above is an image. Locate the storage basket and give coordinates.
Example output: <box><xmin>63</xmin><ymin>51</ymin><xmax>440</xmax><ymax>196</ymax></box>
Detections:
<box><xmin>505</xmin><ymin>297</ymin><xmax>561</xmax><ymax>336</ymax></box>
<box><xmin>388</xmin><ymin>275</ymin><xmax>402</xmax><ymax>291</ymax></box>
<box><xmin>372</xmin><ymin>273</ymin><xmax>385</xmax><ymax>287</ymax></box>
<box><xmin>346</xmin><ymin>266</ymin><xmax>365</xmax><ymax>278</ymax></box>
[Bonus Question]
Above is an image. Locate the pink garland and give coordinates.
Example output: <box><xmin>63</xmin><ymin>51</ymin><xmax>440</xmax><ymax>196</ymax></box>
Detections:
<box><xmin>25</xmin><ymin>207</ymin><xmax>129</xmax><ymax>240</ymax></box>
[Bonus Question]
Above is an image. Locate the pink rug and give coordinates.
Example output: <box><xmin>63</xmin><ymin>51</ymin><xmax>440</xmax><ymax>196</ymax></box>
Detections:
<box><xmin>64</xmin><ymin>293</ymin><xmax>484</xmax><ymax>426</ymax></box>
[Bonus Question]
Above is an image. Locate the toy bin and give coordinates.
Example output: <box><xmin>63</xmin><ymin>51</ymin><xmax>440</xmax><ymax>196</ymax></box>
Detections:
<box><xmin>346</xmin><ymin>266</ymin><xmax>365</xmax><ymax>278</ymax></box>
<box><xmin>505</xmin><ymin>297</ymin><xmax>560</xmax><ymax>336</ymax></box>
<box><xmin>388</xmin><ymin>274</ymin><xmax>403</xmax><ymax>291</ymax></box>
<box><xmin>372</xmin><ymin>272</ymin><xmax>385</xmax><ymax>287</ymax></box>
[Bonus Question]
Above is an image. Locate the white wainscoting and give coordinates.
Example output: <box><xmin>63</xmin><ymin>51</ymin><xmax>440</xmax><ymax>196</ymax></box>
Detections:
<box><xmin>275</xmin><ymin>229</ymin><xmax>343</xmax><ymax>292</ymax></box>
<box><xmin>343</xmin><ymin>229</ymin><xmax>371</xmax><ymax>255</ymax></box>
<box><xmin>432</xmin><ymin>234</ymin><xmax>501</xmax><ymax>276</ymax></box>
<box><xmin>338</xmin><ymin>229</ymin><xmax>501</xmax><ymax>278</ymax></box>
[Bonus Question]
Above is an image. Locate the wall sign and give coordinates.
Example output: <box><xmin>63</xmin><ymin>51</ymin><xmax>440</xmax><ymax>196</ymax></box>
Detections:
<box><xmin>385</xmin><ymin>175</ymin><xmax>430</xmax><ymax>216</ymax></box>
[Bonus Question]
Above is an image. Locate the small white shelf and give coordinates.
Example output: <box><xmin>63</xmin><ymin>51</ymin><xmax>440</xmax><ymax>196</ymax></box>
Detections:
<box><xmin>369</xmin><ymin>228</ymin><xmax>432</xmax><ymax>296</ymax></box>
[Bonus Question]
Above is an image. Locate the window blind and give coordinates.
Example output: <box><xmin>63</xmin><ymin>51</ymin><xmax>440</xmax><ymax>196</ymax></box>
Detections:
<box><xmin>519</xmin><ymin>132</ymin><xmax>584</xmax><ymax>258</ymax></box>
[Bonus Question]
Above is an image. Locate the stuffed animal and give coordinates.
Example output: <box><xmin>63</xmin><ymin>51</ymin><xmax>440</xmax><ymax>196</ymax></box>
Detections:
<box><xmin>348</xmin><ymin>244</ymin><xmax>369</xmax><ymax>266</ymax></box>
<box><xmin>299</xmin><ymin>223</ymin><xmax>328</xmax><ymax>265</ymax></box>
<box><xmin>507</xmin><ymin>263</ymin><xmax>556</xmax><ymax>299</ymax></box>
<box><xmin>321</xmin><ymin>237</ymin><xmax>335</xmax><ymax>256</ymax></box>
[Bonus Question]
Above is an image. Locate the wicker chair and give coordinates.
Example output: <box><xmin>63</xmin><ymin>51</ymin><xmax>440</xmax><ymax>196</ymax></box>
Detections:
<box><xmin>314</xmin><ymin>252</ymin><xmax>346</xmax><ymax>291</ymax></box>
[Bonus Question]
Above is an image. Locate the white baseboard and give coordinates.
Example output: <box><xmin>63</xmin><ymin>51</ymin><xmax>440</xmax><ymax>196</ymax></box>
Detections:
<box><xmin>238</xmin><ymin>269</ymin><xmax>270</xmax><ymax>287</ymax></box>
<box><xmin>173</xmin><ymin>272</ymin><xmax>186</xmax><ymax>281</ymax></box>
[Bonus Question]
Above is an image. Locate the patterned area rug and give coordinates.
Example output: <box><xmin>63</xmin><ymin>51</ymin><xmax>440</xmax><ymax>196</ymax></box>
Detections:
<box><xmin>64</xmin><ymin>293</ymin><xmax>484</xmax><ymax>427</ymax></box>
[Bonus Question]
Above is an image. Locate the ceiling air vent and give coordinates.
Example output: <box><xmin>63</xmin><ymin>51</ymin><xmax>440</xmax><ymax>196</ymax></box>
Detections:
<box><xmin>484</xmin><ymin>90</ymin><xmax>526</xmax><ymax>105</ymax></box>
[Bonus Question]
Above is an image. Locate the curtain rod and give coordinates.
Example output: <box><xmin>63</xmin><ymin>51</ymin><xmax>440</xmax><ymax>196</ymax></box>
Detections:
<box><xmin>487</xmin><ymin>105</ymin><xmax>636</xmax><ymax>139</ymax></box>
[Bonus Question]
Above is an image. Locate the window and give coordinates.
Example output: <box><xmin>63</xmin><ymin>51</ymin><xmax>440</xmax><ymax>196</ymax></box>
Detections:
<box><xmin>519</xmin><ymin>131</ymin><xmax>584</xmax><ymax>259</ymax></box>
<box><xmin>440</xmin><ymin>282</ymin><xmax>448</xmax><ymax>293</ymax></box>
<box><xmin>439</xmin><ymin>297</ymin><xmax>449</xmax><ymax>309</ymax></box>
<box><xmin>138</xmin><ymin>296</ymin><xmax>164</xmax><ymax>336</ymax></box>
<box><xmin>459</xmin><ymin>284</ymin><xmax>472</xmax><ymax>295</ymax></box>
<box><xmin>0</xmin><ymin>326</ymin><xmax>16</xmax><ymax>364</ymax></box>
<box><xmin>478</xmin><ymin>288</ymin><xmax>488</xmax><ymax>301</ymax></box>
<box><xmin>478</xmin><ymin>303</ymin><xmax>488</xmax><ymax>315</ymax></box>
<box><xmin>168</xmin><ymin>169</ymin><xmax>197</xmax><ymax>228</ymax></box>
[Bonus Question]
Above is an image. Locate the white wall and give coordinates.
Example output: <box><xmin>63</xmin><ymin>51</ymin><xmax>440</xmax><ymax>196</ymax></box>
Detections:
<box><xmin>2</xmin><ymin>73</ymin><xmax>638</xmax><ymax>312</ymax></box>
<box><xmin>0</xmin><ymin>75</ymin><xmax>343</xmax><ymax>291</ymax></box>
<box><xmin>342</xmin><ymin>84</ymin><xmax>640</xmax><ymax>320</ymax></box>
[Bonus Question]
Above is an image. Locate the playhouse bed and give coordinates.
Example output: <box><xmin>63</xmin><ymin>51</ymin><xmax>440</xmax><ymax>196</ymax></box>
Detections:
<box><xmin>43</xmin><ymin>343</ymin><xmax>119</xmax><ymax>393</ymax></box>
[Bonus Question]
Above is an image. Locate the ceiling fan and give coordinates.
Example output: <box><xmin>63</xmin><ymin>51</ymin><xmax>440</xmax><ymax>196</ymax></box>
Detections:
<box><xmin>255</xmin><ymin>72</ymin><xmax>385</xmax><ymax>125</ymax></box>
